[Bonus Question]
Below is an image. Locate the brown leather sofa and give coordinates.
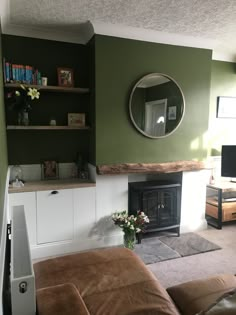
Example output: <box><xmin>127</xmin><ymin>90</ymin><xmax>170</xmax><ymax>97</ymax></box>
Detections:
<box><xmin>34</xmin><ymin>247</ymin><xmax>236</xmax><ymax>315</ymax></box>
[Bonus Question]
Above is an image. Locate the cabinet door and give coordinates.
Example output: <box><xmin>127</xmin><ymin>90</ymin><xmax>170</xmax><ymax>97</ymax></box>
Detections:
<box><xmin>73</xmin><ymin>187</ymin><xmax>96</xmax><ymax>239</ymax></box>
<box><xmin>37</xmin><ymin>189</ymin><xmax>73</xmax><ymax>244</ymax></box>
<box><xmin>8</xmin><ymin>192</ymin><xmax>37</xmax><ymax>246</ymax></box>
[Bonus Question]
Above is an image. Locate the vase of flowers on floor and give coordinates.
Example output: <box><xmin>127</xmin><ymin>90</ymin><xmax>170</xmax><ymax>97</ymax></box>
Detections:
<box><xmin>112</xmin><ymin>210</ymin><xmax>149</xmax><ymax>250</ymax></box>
<box><xmin>6</xmin><ymin>84</ymin><xmax>40</xmax><ymax>125</ymax></box>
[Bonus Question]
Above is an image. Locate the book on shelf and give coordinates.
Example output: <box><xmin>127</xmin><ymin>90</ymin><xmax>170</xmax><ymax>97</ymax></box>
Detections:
<box><xmin>3</xmin><ymin>59</ymin><xmax>42</xmax><ymax>85</ymax></box>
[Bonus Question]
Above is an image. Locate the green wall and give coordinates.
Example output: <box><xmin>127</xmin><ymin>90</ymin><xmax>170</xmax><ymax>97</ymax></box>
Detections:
<box><xmin>209</xmin><ymin>60</ymin><xmax>236</xmax><ymax>156</ymax></box>
<box><xmin>0</xmin><ymin>27</ymin><xmax>8</xmax><ymax>256</ymax></box>
<box><xmin>95</xmin><ymin>35</ymin><xmax>212</xmax><ymax>165</ymax></box>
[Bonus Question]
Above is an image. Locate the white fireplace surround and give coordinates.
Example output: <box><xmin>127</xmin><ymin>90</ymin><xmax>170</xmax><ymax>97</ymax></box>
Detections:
<box><xmin>91</xmin><ymin>165</ymin><xmax>210</xmax><ymax>238</ymax></box>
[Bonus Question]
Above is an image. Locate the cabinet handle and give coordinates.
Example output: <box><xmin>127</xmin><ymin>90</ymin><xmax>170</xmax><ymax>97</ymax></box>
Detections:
<box><xmin>51</xmin><ymin>190</ymin><xmax>59</xmax><ymax>195</ymax></box>
<box><xmin>232</xmin><ymin>212</ymin><xmax>236</xmax><ymax>216</ymax></box>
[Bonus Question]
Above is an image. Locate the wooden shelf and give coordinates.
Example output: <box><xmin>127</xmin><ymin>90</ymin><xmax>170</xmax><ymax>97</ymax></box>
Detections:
<box><xmin>4</xmin><ymin>83</ymin><xmax>89</xmax><ymax>94</ymax></box>
<box><xmin>97</xmin><ymin>160</ymin><xmax>210</xmax><ymax>175</ymax></box>
<box><xmin>7</xmin><ymin>125</ymin><xmax>90</xmax><ymax>130</ymax></box>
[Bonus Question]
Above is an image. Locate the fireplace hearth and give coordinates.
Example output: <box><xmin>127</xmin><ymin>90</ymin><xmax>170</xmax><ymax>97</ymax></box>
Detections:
<box><xmin>128</xmin><ymin>180</ymin><xmax>181</xmax><ymax>240</ymax></box>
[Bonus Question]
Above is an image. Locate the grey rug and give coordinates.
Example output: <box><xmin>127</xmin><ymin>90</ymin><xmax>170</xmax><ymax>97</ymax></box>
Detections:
<box><xmin>134</xmin><ymin>232</ymin><xmax>221</xmax><ymax>265</ymax></box>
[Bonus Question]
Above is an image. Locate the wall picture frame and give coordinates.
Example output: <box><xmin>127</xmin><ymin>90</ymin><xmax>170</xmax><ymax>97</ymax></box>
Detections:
<box><xmin>41</xmin><ymin>160</ymin><xmax>59</xmax><ymax>180</ymax></box>
<box><xmin>217</xmin><ymin>96</ymin><xmax>236</xmax><ymax>118</ymax></box>
<box><xmin>68</xmin><ymin>113</ymin><xmax>85</xmax><ymax>127</ymax></box>
<box><xmin>57</xmin><ymin>67</ymin><xmax>74</xmax><ymax>87</ymax></box>
<box><xmin>168</xmin><ymin>106</ymin><xmax>177</xmax><ymax>120</ymax></box>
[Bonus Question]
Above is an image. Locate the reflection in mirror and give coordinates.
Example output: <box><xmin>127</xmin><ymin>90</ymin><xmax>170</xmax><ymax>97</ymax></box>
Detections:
<box><xmin>129</xmin><ymin>73</ymin><xmax>185</xmax><ymax>138</ymax></box>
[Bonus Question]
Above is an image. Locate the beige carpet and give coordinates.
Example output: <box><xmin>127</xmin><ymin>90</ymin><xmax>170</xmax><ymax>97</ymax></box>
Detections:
<box><xmin>148</xmin><ymin>223</ymin><xmax>236</xmax><ymax>288</ymax></box>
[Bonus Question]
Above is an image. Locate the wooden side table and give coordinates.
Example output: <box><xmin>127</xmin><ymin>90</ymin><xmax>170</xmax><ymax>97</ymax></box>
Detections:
<box><xmin>206</xmin><ymin>181</ymin><xmax>236</xmax><ymax>229</ymax></box>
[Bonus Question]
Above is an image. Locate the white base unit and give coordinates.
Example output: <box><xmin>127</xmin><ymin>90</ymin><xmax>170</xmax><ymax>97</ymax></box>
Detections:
<box><xmin>73</xmin><ymin>187</ymin><xmax>96</xmax><ymax>240</ymax></box>
<box><xmin>37</xmin><ymin>189</ymin><xmax>74</xmax><ymax>244</ymax></box>
<box><xmin>8</xmin><ymin>186</ymin><xmax>100</xmax><ymax>259</ymax></box>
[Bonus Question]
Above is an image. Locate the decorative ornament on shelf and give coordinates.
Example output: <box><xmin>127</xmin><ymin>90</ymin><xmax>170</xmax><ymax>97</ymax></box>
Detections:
<box><xmin>112</xmin><ymin>210</ymin><xmax>149</xmax><ymax>250</ymax></box>
<box><xmin>10</xmin><ymin>165</ymin><xmax>24</xmax><ymax>188</ymax></box>
<box><xmin>6</xmin><ymin>84</ymin><xmax>40</xmax><ymax>125</ymax></box>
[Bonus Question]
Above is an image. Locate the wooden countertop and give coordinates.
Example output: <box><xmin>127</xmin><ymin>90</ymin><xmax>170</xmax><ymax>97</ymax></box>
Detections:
<box><xmin>8</xmin><ymin>179</ymin><xmax>96</xmax><ymax>193</ymax></box>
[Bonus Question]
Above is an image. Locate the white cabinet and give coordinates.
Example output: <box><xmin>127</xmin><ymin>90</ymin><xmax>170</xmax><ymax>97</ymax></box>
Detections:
<box><xmin>37</xmin><ymin>189</ymin><xmax>74</xmax><ymax>244</ymax></box>
<box><xmin>8</xmin><ymin>185</ymin><xmax>97</xmax><ymax>258</ymax></box>
<box><xmin>73</xmin><ymin>187</ymin><xmax>96</xmax><ymax>239</ymax></box>
<box><xmin>8</xmin><ymin>192</ymin><xmax>37</xmax><ymax>245</ymax></box>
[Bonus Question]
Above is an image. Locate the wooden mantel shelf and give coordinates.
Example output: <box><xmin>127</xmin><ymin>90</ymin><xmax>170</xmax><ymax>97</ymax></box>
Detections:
<box><xmin>96</xmin><ymin>160</ymin><xmax>211</xmax><ymax>175</ymax></box>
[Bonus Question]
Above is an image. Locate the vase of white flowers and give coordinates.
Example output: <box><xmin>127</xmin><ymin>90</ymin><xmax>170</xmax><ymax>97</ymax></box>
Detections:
<box><xmin>112</xmin><ymin>210</ymin><xmax>149</xmax><ymax>250</ymax></box>
<box><xmin>6</xmin><ymin>84</ymin><xmax>40</xmax><ymax>125</ymax></box>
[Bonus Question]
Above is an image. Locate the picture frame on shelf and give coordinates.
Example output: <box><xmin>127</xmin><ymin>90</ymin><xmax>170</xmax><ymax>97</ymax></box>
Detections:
<box><xmin>68</xmin><ymin>113</ymin><xmax>85</xmax><ymax>127</ymax></box>
<box><xmin>217</xmin><ymin>96</ymin><xmax>236</xmax><ymax>118</ymax></box>
<box><xmin>41</xmin><ymin>160</ymin><xmax>59</xmax><ymax>180</ymax></box>
<box><xmin>57</xmin><ymin>67</ymin><xmax>74</xmax><ymax>87</ymax></box>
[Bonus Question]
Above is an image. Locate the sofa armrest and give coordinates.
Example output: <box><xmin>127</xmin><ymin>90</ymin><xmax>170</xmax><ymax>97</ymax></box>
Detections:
<box><xmin>36</xmin><ymin>283</ymin><xmax>90</xmax><ymax>315</ymax></box>
<box><xmin>167</xmin><ymin>274</ymin><xmax>236</xmax><ymax>315</ymax></box>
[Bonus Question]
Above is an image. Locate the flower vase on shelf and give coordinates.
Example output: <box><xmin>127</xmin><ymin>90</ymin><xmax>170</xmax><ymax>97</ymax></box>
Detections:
<box><xmin>123</xmin><ymin>231</ymin><xmax>136</xmax><ymax>250</ymax></box>
<box><xmin>22</xmin><ymin>111</ymin><xmax>29</xmax><ymax>126</ymax></box>
<box><xmin>18</xmin><ymin>111</ymin><xmax>29</xmax><ymax>126</ymax></box>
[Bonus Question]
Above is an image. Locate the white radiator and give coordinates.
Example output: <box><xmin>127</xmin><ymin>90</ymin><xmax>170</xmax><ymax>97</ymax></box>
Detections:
<box><xmin>11</xmin><ymin>205</ymin><xmax>36</xmax><ymax>315</ymax></box>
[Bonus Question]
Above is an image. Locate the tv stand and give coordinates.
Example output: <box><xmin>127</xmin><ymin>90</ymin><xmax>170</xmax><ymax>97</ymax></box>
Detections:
<box><xmin>222</xmin><ymin>197</ymin><xmax>236</xmax><ymax>202</ymax></box>
<box><xmin>206</xmin><ymin>181</ymin><xmax>236</xmax><ymax>229</ymax></box>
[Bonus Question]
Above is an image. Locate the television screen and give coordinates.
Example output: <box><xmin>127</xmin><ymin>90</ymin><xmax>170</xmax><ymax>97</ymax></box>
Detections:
<box><xmin>221</xmin><ymin>145</ymin><xmax>236</xmax><ymax>178</ymax></box>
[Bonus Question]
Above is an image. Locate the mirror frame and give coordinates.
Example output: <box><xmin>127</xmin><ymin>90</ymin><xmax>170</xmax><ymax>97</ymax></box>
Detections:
<box><xmin>129</xmin><ymin>73</ymin><xmax>185</xmax><ymax>139</ymax></box>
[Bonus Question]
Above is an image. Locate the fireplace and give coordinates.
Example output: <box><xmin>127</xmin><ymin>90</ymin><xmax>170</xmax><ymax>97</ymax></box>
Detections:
<box><xmin>128</xmin><ymin>180</ymin><xmax>181</xmax><ymax>238</ymax></box>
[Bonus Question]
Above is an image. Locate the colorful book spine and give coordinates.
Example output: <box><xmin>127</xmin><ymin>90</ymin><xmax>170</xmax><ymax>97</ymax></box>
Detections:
<box><xmin>2</xmin><ymin>59</ymin><xmax>43</xmax><ymax>84</ymax></box>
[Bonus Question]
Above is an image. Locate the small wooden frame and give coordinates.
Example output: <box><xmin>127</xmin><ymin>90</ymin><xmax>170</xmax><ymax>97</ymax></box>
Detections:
<box><xmin>68</xmin><ymin>113</ymin><xmax>85</xmax><ymax>127</ymax></box>
<box><xmin>57</xmin><ymin>67</ymin><xmax>74</xmax><ymax>87</ymax></box>
<box><xmin>41</xmin><ymin>160</ymin><xmax>59</xmax><ymax>180</ymax></box>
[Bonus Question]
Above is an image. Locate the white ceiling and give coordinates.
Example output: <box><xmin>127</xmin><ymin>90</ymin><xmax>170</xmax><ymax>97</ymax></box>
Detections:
<box><xmin>1</xmin><ymin>0</ymin><xmax>236</xmax><ymax>61</ymax></box>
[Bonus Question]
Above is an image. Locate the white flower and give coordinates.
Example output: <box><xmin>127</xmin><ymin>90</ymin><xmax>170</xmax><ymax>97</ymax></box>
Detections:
<box><xmin>27</xmin><ymin>88</ymin><xmax>40</xmax><ymax>100</ymax></box>
<box><xmin>130</xmin><ymin>225</ymin><xmax>134</xmax><ymax>230</ymax></box>
<box><xmin>136</xmin><ymin>228</ymin><xmax>141</xmax><ymax>233</ymax></box>
<box><xmin>15</xmin><ymin>90</ymin><xmax>20</xmax><ymax>96</ymax></box>
<box><xmin>127</xmin><ymin>221</ymin><xmax>130</xmax><ymax>226</ymax></box>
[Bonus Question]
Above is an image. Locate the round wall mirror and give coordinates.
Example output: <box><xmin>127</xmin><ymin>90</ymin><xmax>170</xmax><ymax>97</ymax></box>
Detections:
<box><xmin>129</xmin><ymin>73</ymin><xmax>185</xmax><ymax>138</ymax></box>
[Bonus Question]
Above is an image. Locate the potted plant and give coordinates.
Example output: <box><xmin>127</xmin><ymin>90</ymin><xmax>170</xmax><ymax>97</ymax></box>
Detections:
<box><xmin>112</xmin><ymin>210</ymin><xmax>149</xmax><ymax>250</ymax></box>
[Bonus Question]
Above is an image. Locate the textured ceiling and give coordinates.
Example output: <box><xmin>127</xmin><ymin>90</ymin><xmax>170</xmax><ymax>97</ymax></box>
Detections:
<box><xmin>5</xmin><ymin>0</ymin><xmax>236</xmax><ymax>60</ymax></box>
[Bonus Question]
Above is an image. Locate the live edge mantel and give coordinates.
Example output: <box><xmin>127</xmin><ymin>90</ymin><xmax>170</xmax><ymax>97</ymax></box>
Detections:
<box><xmin>96</xmin><ymin>160</ymin><xmax>210</xmax><ymax>175</ymax></box>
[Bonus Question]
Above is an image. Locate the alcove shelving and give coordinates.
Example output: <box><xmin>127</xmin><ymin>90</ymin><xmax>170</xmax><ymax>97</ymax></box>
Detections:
<box><xmin>6</xmin><ymin>125</ymin><xmax>90</xmax><ymax>130</ymax></box>
<box><xmin>4</xmin><ymin>83</ymin><xmax>89</xmax><ymax>94</ymax></box>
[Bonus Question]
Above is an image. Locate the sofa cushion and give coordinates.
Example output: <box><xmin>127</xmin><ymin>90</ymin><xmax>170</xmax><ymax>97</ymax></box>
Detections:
<box><xmin>36</xmin><ymin>283</ymin><xmax>90</xmax><ymax>315</ymax></box>
<box><xmin>197</xmin><ymin>289</ymin><xmax>236</xmax><ymax>314</ymax></box>
<box><xmin>167</xmin><ymin>274</ymin><xmax>236</xmax><ymax>315</ymax></box>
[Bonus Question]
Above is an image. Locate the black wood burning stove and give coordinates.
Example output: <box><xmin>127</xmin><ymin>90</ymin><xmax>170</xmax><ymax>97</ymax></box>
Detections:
<box><xmin>128</xmin><ymin>180</ymin><xmax>181</xmax><ymax>238</ymax></box>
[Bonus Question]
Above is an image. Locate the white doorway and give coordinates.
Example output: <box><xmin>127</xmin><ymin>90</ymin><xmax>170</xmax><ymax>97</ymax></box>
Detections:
<box><xmin>144</xmin><ymin>99</ymin><xmax>167</xmax><ymax>136</ymax></box>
